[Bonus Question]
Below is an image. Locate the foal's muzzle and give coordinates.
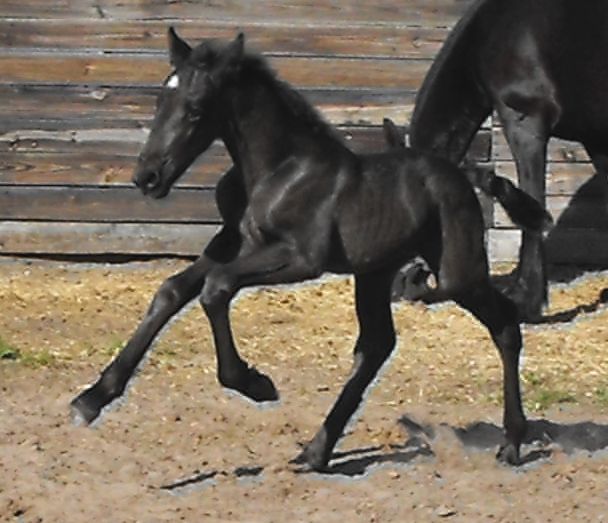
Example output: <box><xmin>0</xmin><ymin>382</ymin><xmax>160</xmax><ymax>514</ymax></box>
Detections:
<box><xmin>132</xmin><ymin>160</ymin><xmax>171</xmax><ymax>199</ymax></box>
<box><xmin>132</xmin><ymin>169</ymin><xmax>160</xmax><ymax>194</ymax></box>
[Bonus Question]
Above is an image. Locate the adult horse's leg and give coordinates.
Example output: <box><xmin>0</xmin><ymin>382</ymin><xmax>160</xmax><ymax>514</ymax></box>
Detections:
<box><xmin>497</xmin><ymin>101</ymin><xmax>554</xmax><ymax>321</ymax></box>
<box><xmin>585</xmin><ymin>145</ymin><xmax>608</xmax><ymax>185</ymax></box>
<box><xmin>292</xmin><ymin>269</ymin><xmax>396</xmax><ymax>471</ymax></box>
<box><xmin>455</xmin><ymin>283</ymin><xmax>527</xmax><ymax>464</ymax></box>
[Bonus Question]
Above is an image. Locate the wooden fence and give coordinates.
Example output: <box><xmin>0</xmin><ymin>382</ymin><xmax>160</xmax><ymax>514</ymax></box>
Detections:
<box><xmin>0</xmin><ymin>0</ymin><xmax>605</xmax><ymax>264</ymax></box>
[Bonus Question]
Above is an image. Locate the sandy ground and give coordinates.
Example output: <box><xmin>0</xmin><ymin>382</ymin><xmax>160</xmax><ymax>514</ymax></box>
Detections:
<box><xmin>1</xmin><ymin>257</ymin><xmax>608</xmax><ymax>522</ymax></box>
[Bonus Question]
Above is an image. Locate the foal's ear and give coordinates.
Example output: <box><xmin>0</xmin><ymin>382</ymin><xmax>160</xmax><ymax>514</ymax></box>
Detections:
<box><xmin>225</xmin><ymin>32</ymin><xmax>245</xmax><ymax>63</ymax></box>
<box><xmin>382</xmin><ymin>118</ymin><xmax>406</xmax><ymax>150</ymax></box>
<box><xmin>167</xmin><ymin>27</ymin><xmax>192</xmax><ymax>69</ymax></box>
<box><xmin>211</xmin><ymin>32</ymin><xmax>245</xmax><ymax>82</ymax></box>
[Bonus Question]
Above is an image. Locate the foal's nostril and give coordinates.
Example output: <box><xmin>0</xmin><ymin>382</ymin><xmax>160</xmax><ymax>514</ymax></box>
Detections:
<box><xmin>133</xmin><ymin>169</ymin><xmax>161</xmax><ymax>193</ymax></box>
<box><xmin>149</xmin><ymin>171</ymin><xmax>161</xmax><ymax>187</ymax></box>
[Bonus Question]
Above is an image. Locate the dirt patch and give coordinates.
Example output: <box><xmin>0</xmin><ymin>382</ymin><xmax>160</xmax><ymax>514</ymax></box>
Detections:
<box><xmin>1</xmin><ymin>258</ymin><xmax>608</xmax><ymax>522</ymax></box>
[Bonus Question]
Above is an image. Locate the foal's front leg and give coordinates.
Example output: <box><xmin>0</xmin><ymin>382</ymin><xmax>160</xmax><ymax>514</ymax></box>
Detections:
<box><xmin>71</xmin><ymin>167</ymin><xmax>247</xmax><ymax>425</ymax></box>
<box><xmin>70</xmin><ymin>254</ymin><xmax>214</xmax><ymax>424</ymax></box>
<box><xmin>293</xmin><ymin>270</ymin><xmax>397</xmax><ymax>471</ymax></box>
<box><xmin>200</xmin><ymin>242</ymin><xmax>321</xmax><ymax>403</ymax></box>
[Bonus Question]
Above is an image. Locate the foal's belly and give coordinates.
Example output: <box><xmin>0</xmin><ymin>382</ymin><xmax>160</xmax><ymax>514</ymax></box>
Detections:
<box><xmin>335</xmin><ymin>198</ymin><xmax>428</xmax><ymax>273</ymax></box>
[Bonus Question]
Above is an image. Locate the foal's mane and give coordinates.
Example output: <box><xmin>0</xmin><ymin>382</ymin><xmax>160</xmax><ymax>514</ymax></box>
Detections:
<box><xmin>194</xmin><ymin>39</ymin><xmax>344</xmax><ymax>144</ymax></box>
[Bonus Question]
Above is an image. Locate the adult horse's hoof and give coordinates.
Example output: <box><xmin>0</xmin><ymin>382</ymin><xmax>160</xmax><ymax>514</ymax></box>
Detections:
<box><xmin>224</xmin><ymin>366</ymin><xmax>279</xmax><ymax>403</ymax></box>
<box><xmin>496</xmin><ymin>443</ymin><xmax>521</xmax><ymax>466</ymax></box>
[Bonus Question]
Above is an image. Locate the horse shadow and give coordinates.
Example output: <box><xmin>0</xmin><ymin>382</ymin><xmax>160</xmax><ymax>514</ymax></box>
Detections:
<box><xmin>319</xmin><ymin>414</ymin><xmax>608</xmax><ymax>476</ymax></box>
<box><xmin>160</xmin><ymin>415</ymin><xmax>608</xmax><ymax>490</ymax></box>
<box><xmin>490</xmin><ymin>269</ymin><xmax>608</xmax><ymax>325</ymax></box>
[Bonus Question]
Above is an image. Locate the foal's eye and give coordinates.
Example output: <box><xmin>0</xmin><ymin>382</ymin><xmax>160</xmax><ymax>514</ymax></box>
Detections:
<box><xmin>187</xmin><ymin>110</ymin><xmax>201</xmax><ymax>123</ymax></box>
<box><xmin>184</xmin><ymin>99</ymin><xmax>203</xmax><ymax>121</ymax></box>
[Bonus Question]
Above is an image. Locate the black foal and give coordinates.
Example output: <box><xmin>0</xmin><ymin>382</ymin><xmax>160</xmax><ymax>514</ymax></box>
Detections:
<box><xmin>71</xmin><ymin>29</ymin><xmax>544</xmax><ymax>470</ymax></box>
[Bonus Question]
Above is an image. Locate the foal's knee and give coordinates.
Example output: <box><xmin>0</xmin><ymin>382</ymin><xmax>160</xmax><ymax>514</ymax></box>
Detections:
<box><xmin>151</xmin><ymin>275</ymin><xmax>190</xmax><ymax>313</ymax></box>
<box><xmin>200</xmin><ymin>271</ymin><xmax>234</xmax><ymax>313</ymax></box>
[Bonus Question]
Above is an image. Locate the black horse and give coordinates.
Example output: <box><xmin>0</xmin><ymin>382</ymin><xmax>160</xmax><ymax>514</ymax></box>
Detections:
<box><xmin>71</xmin><ymin>29</ymin><xmax>546</xmax><ymax>470</ymax></box>
<box><xmin>409</xmin><ymin>0</ymin><xmax>608</xmax><ymax>321</ymax></box>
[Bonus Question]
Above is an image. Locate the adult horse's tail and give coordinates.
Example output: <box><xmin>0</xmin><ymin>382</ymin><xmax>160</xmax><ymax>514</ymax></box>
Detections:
<box><xmin>409</xmin><ymin>0</ymin><xmax>492</xmax><ymax>164</ymax></box>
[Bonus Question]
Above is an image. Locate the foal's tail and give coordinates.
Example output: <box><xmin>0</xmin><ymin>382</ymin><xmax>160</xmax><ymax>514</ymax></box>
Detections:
<box><xmin>464</xmin><ymin>166</ymin><xmax>553</xmax><ymax>232</ymax></box>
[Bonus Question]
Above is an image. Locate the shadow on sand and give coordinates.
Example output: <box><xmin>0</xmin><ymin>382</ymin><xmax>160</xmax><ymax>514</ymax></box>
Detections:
<box><xmin>490</xmin><ymin>268</ymin><xmax>608</xmax><ymax>325</ymax></box>
<box><xmin>160</xmin><ymin>415</ymin><xmax>608</xmax><ymax>490</ymax></box>
<box><xmin>316</xmin><ymin>414</ymin><xmax>608</xmax><ymax>476</ymax></box>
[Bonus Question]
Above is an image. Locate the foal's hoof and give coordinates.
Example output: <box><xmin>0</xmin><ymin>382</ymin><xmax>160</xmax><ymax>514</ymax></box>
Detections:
<box><xmin>225</xmin><ymin>367</ymin><xmax>279</xmax><ymax>403</ymax></box>
<box><xmin>496</xmin><ymin>443</ymin><xmax>521</xmax><ymax>466</ymax></box>
<box><xmin>289</xmin><ymin>429</ymin><xmax>330</xmax><ymax>472</ymax></box>
<box><xmin>70</xmin><ymin>390</ymin><xmax>103</xmax><ymax>426</ymax></box>
<box><xmin>290</xmin><ymin>444</ymin><xmax>329</xmax><ymax>472</ymax></box>
<box><xmin>394</xmin><ymin>262</ymin><xmax>433</xmax><ymax>302</ymax></box>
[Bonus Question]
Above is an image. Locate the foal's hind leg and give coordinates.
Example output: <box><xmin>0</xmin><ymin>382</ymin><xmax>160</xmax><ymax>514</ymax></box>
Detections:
<box><xmin>455</xmin><ymin>284</ymin><xmax>527</xmax><ymax>464</ymax></box>
<box><xmin>292</xmin><ymin>270</ymin><xmax>396</xmax><ymax>471</ymax></box>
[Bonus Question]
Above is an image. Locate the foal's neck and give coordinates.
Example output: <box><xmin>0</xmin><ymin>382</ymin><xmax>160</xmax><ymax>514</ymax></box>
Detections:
<box><xmin>220</xmin><ymin>78</ymin><xmax>343</xmax><ymax>190</ymax></box>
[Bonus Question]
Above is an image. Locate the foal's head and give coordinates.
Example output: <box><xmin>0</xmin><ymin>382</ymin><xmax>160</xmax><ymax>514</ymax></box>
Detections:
<box><xmin>133</xmin><ymin>28</ymin><xmax>244</xmax><ymax>198</ymax></box>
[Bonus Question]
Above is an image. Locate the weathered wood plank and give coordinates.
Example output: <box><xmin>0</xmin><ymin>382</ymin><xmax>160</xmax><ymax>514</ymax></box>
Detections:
<box><xmin>7</xmin><ymin>222</ymin><xmax>606</xmax><ymax>262</ymax></box>
<box><xmin>0</xmin><ymin>53</ymin><xmax>431</xmax><ymax>90</ymax></box>
<box><xmin>0</xmin><ymin>221</ymin><xmax>216</xmax><ymax>256</ymax></box>
<box><xmin>0</xmin><ymin>84</ymin><xmax>424</xmax><ymax>129</ymax></box>
<box><xmin>0</xmin><ymin>187</ymin><xmax>219</xmax><ymax>223</ymax></box>
<box><xmin>0</xmin><ymin>20</ymin><xmax>450</xmax><ymax>59</ymax></box>
<box><xmin>492</xmin><ymin>128</ymin><xmax>591</xmax><ymax>164</ymax></box>
<box><xmin>0</xmin><ymin>127</ymin><xmax>492</xmax><ymax>187</ymax></box>
<box><xmin>0</xmin><ymin>148</ymin><xmax>230</xmax><ymax>187</ymax></box>
<box><xmin>1</xmin><ymin>0</ymin><xmax>475</xmax><ymax>26</ymax></box>
<box><xmin>98</xmin><ymin>0</ymin><xmax>475</xmax><ymax>26</ymax></box>
<box><xmin>0</xmin><ymin>0</ymin><xmax>98</xmax><ymax>19</ymax></box>
<box><xmin>0</xmin><ymin>90</ymin><xmax>417</xmax><ymax>131</ymax></box>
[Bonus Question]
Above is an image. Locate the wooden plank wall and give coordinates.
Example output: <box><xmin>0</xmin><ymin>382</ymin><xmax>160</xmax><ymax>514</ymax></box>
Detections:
<box><xmin>0</xmin><ymin>0</ymin><xmax>605</xmax><ymax>264</ymax></box>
